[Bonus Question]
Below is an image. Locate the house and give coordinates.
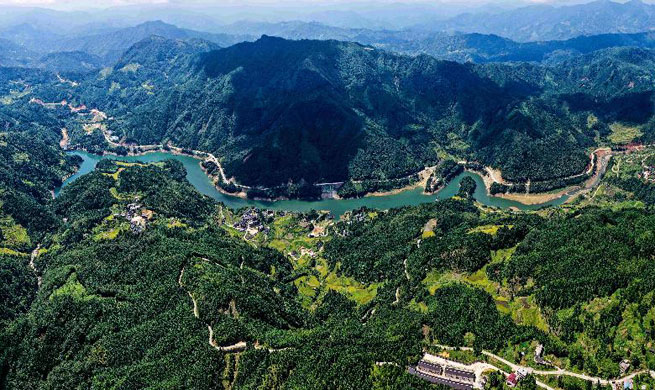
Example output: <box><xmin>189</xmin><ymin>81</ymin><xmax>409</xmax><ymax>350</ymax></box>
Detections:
<box><xmin>535</xmin><ymin>344</ymin><xmax>544</xmax><ymax>358</ymax></box>
<box><xmin>624</xmin><ymin>379</ymin><xmax>633</xmax><ymax>390</ymax></box>
<box><xmin>408</xmin><ymin>367</ymin><xmax>473</xmax><ymax>390</ymax></box>
<box><xmin>444</xmin><ymin>367</ymin><xmax>476</xmax><ymax>383</ymax></box>
<box><xmin>516</xmin><ymin>368</ymin><xmax>529</xmax><ymax>379</ymax></box>
<box><xmin>507</xmin><ymin>368</ymin><xmax>528</xmax><ymax>387</ymax></box>
<box><xmin>417</xmin><ymin>360</ymin><xmax>443</xmax><ymax>376</ymax></box>
<box><xmin>534</xmin><ymin>344</ymin><xmax>547</xmax><ymax>365</ymax></box>
<box><xmin>620</xmin><ymin>360</ymin><xmax>631</xmax><ymax>375</ymax></box>
<box><xmin>130</xmin><ymin>215</ymin><xmax>146</xmax><ymax>234</ymax></box>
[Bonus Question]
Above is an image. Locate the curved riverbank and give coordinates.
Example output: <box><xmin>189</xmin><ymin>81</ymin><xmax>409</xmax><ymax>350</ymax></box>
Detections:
<box><xmin>56</xmin><ymin>150</ymin><xmax>573</xmax><ymax>216</ymax></box>
<box><xmin>93</xmin><ymin>126</ymin><xmax>588</xmax><ymax>206</ymax></box>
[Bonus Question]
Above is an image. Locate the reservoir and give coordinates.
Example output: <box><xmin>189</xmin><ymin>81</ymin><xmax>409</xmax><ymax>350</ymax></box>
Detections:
<box><xmin>57</xmin><ymin>151</ymin><xmax>570</xmax><ymax>216</ymax></box>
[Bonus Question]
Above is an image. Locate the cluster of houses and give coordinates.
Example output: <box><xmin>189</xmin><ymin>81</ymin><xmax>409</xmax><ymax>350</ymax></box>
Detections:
<box><xmin>610</xmin><ymin>360</ymin><xmax>636</xmax><ymax>390</ymax></box>
<box><xmin>408</xmin><ymin>356</ymin><xmax>480</xmax><ymax>390</ymax></box>
<box><xmin>232</xmin><ymin>208</ymin><xmax>271</xmax><ymax>238</ymax></box>
<box><xmin>290</xmin><ymin>247</ymin><xmax>319</xmax><ymax>260</ymax></box>
<box><xmin>124</xmin><ymin>201</ymin><xmax>152</xmax><ymax>234</ymax></box>
<box><xmin>640</xmin><ymin>165</ymin><xmax>655</xmax><ymax>182</ymax></box>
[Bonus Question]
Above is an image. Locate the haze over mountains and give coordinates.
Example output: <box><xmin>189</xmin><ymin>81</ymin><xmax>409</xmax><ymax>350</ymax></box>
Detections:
<box><xmin>3</xmin><ymin>0</ymin><xmax>655</xmax><ymax>70</ymax></box>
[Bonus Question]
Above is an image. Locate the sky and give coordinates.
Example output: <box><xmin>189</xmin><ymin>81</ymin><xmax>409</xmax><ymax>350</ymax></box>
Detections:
<box><xmin>0</xmin><ymin>0</ymin><xmax>627</xmax><ymax>9</ymax></box>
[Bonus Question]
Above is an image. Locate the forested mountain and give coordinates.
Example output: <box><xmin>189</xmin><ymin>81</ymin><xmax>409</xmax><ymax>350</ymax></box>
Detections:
<box><xmin>71</xmin><ymin>35</ymin><xmax>655</xmax><ymax>191</ymax></box>
<box><xmin>36</xmin><ymin>51</ymin><xmax>104</xmax><ymax>74</ymax></box>
<box><xmin>3</xmin><ymin>32</ymin><xmax>654</xmax><ymax>194</ymax></box>
<box><xmin>0</xmin><ymin>38</ymin><xmax>36</xmax><ymax>67</ymax></box>
<box><xmin>371</xmin><ymin>31</ymin><xmax>655</xmax><ymax>64</ymax></box>
<box><xmin>0</xmin><ymin>23</ymin><xmax>64</xmax><ymax>55</ymax></box>
<box><xmin>0</xmin><ymin>68</ymin><xmax>80</xmax><ymax>246</ymax></box>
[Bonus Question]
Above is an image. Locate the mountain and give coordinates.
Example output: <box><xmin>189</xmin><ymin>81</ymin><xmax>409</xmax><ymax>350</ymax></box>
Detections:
<box><xmin>9</xmin><ymin>17</ymin><xmax>655</xmax><ymax>71</ymax></box>
<box><xmin>424</xmin><ymin>0</ymin><xmax>655</xmax><ymax>42</ymax></box>
<box><xmin>35</xmin><ymin>51</ymin><xmax>103</xmax><ymax>74</ymax></box>
<box><xmin>0</xmin><ymin>21</ymin><xmax>250</xmax><ymax>66</ymax></box>
<box><xmin>0</xmin><ymin>23</ymin><xmax>63</xmax><ymax>54</ymax></box>
<box><xmin>0</xmin><ymin>38</ymin><xmax>36</xmax><ymax>67</ymax></box>
<box><xmin>72</xmin><ymin>35</ymin><xmax>655</xmax><ymax>194</ymax></box>
<box><xmin>53</xmin><ymin>21</ymin><xmax>246</xmax><ymax>64</ymax></box>
<box><xmin>87</xmin><ymin>36</ymin><xmax>537</xmax><ymax>188</ymax></box>
<box><xmin>401</xmin><ymin>31</ymin><xmax>655</xmax><ymax>64</ymax></box>
<box><xmin>211</xmin><ymin>21</ymin><xmax>655</xmax><ymax>64</ymax></box>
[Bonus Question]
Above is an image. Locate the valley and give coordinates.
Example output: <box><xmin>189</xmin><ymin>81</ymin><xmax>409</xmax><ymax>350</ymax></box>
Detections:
<box><xmin>4</xmin><ymin>2</ymin><xmax>655</xmax><ymax>389</ymax></box>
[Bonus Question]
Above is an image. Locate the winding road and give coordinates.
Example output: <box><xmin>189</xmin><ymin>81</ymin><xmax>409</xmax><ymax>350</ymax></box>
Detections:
<box><xmin>178</xmin><ymin>266</ymin><xmax>248</xmax><ymax>353</ymax></box>
<box><xmin>29</xmin><ymin>245</ymin><xmax>42</xmax><ymax>287</ymax></box>
<box><xmin>177</xmin><ymin>265</ymin><xmax>289</xmax><ymax>354</ymax></box>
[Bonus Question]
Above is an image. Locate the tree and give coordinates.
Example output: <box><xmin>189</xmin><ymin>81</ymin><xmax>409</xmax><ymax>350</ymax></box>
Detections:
<box><xmin>458</xmin><ymin>177</ymin><xmax>477</xmax><ymax>198</ymax></box>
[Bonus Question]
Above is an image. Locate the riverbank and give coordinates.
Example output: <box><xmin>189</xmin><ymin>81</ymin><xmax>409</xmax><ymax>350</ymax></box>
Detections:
<box><xmin>59</xmin><ymin>151</ymin><xmax>577</xmax><ymax>217</ymax></box>
<box><xmin>361</xmin><ymin>166</ymin><xmax>437</xmax><ymax>198</ymax></box>
<box><xmin>476</xmin><ymin>148</ymin><xmax>614</xmax><ymax>205</ymax></box>
<box><xmin>65</xmin><ymin>128</ymin><xmax>619</xmax><ymax>210</ymax></box>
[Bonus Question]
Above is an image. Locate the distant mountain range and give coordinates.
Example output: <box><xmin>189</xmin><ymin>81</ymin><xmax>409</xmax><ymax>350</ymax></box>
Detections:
<box><xmin>55</xmin><ymin>21</ymin><xmax>246</xmax><ymax>64</ymax></box>
<box><xmin>425</xmin><ymin>0</ymin><xmax>655</xmax><ymax>42</ymax></box>
<box><xmin>2</xmin><ymin>0</ymin><xmax>655</xmax><ymax>69</ymax></box>
<box><xmin>0</xmin><ymin>21</ymin><xmax>248</xmax><ymax>65</ymax></box>
<box><xmin>7</xmin><ymin>18</ymin><xmax>655</xmax><ymax>71</ymax></box>
<box><xmin>0</xmin><ymin>38</ymin><xmax>35</xmax><ymax>67</ymax></box>
<box><xmin>211</xmin><ymin>0</ymin><xmax>655</xmax><ymax>43</ymax></box>
<box><xmin>209</xmin><ymin>22</ymin><xmax>655</xmax><ymax>63</ymax></box>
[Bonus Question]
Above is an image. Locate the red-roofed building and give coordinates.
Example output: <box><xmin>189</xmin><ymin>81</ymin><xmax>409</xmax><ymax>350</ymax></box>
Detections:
<box><xmin>507</xmin><ymin>373</ymin><xmax>518</xmax><ymax>387</ymax></box>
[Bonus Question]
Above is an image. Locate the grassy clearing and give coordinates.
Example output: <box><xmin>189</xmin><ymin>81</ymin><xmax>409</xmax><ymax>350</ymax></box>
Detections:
<box><xmin>265</xmin><ymin>212</ymin><xmax>378</xmax><ymax>308</ymax></box>
<box><xmin>409</xmin><ymin>299</ymin><xmax>428</xmax><ymax>313</ymax></box>
<box><xmin>93</xmin><ymin>224</ymin><xmax>127</xmax><ymax>241</ymax></box>
<box><xmin>0</xmin><ymin>247</ymin><xmax>28</xmax><ymax>257</ymax></box>
<box><xmin>166</xmin><ymin>219</ymin><xmax>187</xmax><ymax>229</ymax></box>
<box><xmin>50</xmin><ymin>273</ymin><xmax>96</xmax><ymax>302</ymax></box>
<box><xmin>468</xmin><ymin>224</ymin><xmax>513</xmax><ymax>236</ymax></box>
<box><xmin>423</xmin><ymin>245</ymin><xmax>548</xmax><ymax>330</ymax></box>
<box><xmin>325</xmin><ymin>268</ymin><xmax>379</xmax><ymax>305</ymax></box>
<box><xmin>491</xmin><ymin>246</ymin><xmax>517</xmax><ymax>263</ymax></box>
<box><xmin>0</xmin><ymin>216</ymin><xmax>31</xmax><ymax>248</ymax></box>
<box><xmin>609</xmin><ymin>123</ymin><xmax>642</xmax><ymax>144</ymax></box>
<box><xmin>119</xmin><ymin>63</ymin><xmax>141</xmax><ymax>73</ymax></box>
<box><xmin>12</xmin><ymin>152</ymin><xmax>29</xmax><ymax>164</ymax></box>
<box><xmin>510</xmin><ymin>296</ymin><xmax>549</xmax><ymax>331</ymax></box>
<box><xmin>104</xmin><ymin>168</ymin><xmax>125</xmax><ymax>181</ymax></box>
<box><xmin>422</xmin><ymin>218</ymin><xmax>437</xmax><ymax>238</ymax></box>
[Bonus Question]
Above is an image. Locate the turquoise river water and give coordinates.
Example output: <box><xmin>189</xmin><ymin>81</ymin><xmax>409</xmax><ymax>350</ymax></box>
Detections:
<box><xmin>56</xmin><ymin>151</ymin><xmax>570</xmax><ymax>216</ymax></box>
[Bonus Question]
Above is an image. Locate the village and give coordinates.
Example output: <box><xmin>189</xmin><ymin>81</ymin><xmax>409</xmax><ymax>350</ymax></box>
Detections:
<box><xmin>409</xmin><ymin>344</ymin><xmax>654</xmax><ymax>390</ymax></box>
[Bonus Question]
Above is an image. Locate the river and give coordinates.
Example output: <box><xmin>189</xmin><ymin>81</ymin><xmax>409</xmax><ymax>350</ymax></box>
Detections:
<box><xmin>56</xmin><ymin>151</ymin><xmax>570</xmax><ymax>216</ymax></box>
